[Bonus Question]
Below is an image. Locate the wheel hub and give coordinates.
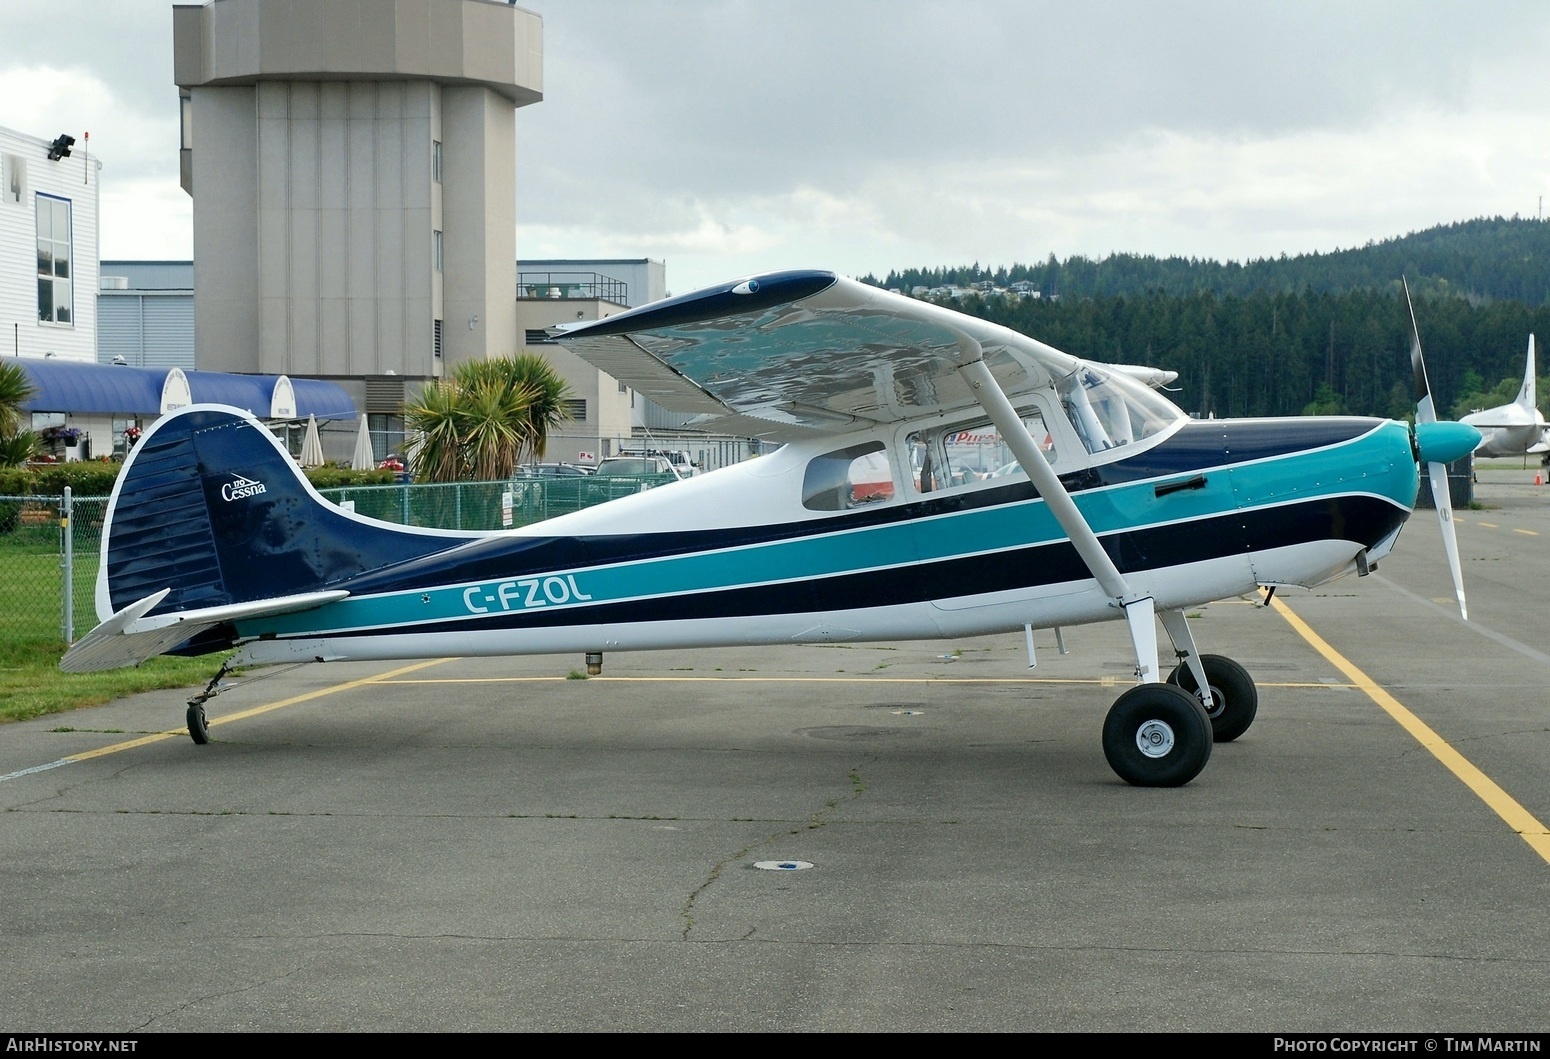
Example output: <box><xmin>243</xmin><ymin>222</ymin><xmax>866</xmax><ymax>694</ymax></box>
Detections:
<box><xmin>1135</xmin><ymin>718</ymin><xmax>1176</xmax><ymax>759</ymax></box>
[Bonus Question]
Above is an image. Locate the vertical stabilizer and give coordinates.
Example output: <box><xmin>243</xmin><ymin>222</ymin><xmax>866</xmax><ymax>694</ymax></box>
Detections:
<box><xmin>1517</xmin><ymin>335</ymin><xmax>1537</xmax><ymax>410</ymax></box>
<box><xmin>95</xmin><ymin>405</ymin><xmax>476</xmax><ymax>623</ymax></box>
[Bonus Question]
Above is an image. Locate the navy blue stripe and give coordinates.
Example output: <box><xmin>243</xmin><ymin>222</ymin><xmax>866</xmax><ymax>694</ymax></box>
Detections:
<box><xmin>321</xmin><ymin>493</ymin><xmax>1405</xmax><ymax>639</ymax></box>
<box><xmin>1086</xmin><ymin>417</ymin><xmax>1377</xmax><ymax>486</ymax></box>
<box><xmin>120</xmin><ymin>407</ymin><xmax>1389</xmax><ymax>628</ymax></box>
<box><xmin>333</xmin><ymin>417</ymin><xmax>1386</xmax><ymax>597</ymax></box>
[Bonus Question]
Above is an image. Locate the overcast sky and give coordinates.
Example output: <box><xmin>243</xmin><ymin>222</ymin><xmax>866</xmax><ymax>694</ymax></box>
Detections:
<box><xmin>3</xmin><ymin>0</ymin><xmax>1548</xmax><ymax>296</ymax></box>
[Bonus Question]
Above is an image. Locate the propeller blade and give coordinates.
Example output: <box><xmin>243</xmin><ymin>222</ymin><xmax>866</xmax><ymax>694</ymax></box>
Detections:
<box><xmin>1405</xmin><ymin>277</ymin><xmax>1472</xmax><ymax>620</ymax></box>
<box><xmin>1427</xmin><ymin>460</ymin><xmax>1468</xmax><ymax>620</ymax></box>
<box><xmin>1404</xmin><ymin>277</ymin><xmax>1438</xmax><ymax>424</ymax></box>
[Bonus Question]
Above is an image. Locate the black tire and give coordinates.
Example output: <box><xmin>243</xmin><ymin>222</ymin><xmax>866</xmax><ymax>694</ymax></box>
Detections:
<box><xmin>1102</xmin><ymin>684</ymin><xmax>1213</xmax><ymax>787</ymax></box>
<box><xmin>187</xmin><ymin>703</ymin><xmax>210</xmax><ymax>745</ymax></box>
<box><xmin>1166</xmin><ymin>654</ymin><xmax>1258</xmax><ymax>742</ymax></box>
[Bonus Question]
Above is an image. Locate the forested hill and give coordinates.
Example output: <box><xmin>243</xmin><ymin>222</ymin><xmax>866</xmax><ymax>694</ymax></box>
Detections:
<box><xmin>864</xmin><ymin>216</ymin><xmax>1550</xmax><ymax>305</ymax></box>
<box><xmin>856</xmin><ymin>217</ymin><xmax>1550</xmax><ymax>421</ymax></box>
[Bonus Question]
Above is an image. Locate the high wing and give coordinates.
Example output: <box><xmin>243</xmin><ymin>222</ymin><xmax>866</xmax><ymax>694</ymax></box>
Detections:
<box><xmin>558</xmin><ymin>267</ymin><xmax>1191</xmax><ymax>694</ymax></box>
<box><xmin>555</xmin><ymin>270</ymin><xmax>1167</xmax><ymax>441</ymax></box>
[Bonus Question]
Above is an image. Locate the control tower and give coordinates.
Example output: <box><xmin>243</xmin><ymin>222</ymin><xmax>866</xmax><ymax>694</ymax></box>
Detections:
<box><xmin>173</xmin><ymin>0</ymin><xmax>543</xmax><ymax>399</ymax></box>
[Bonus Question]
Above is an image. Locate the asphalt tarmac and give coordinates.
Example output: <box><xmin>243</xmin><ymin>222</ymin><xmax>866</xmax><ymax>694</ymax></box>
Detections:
<box><xmin>3</xmin><ymin>468</ymin><xmax>1549</xmax><ymax>1033</ymax></box>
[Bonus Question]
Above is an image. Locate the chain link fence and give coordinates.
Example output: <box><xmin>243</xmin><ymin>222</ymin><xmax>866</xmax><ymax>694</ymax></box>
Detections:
<box><xmin>319</xmin><ymin>474</ymin><xmax>670</xmax><ymax>529</ymax></box>
<box><xmin>3</xmin><ymin>474</ymin><xmax>672</xmax><ymax>645</ymax></box>
<box><xmin>1</xmin><ymin>491</ymin><xmax>106</xmax><ymax>645</ymax></box>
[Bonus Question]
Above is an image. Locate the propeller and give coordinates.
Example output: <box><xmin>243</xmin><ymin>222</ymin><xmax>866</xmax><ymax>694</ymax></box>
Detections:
<box><xmin>1404</xmin><ymin>277</ymin><xmax>1479</xmax><ymax>620</ymax></box>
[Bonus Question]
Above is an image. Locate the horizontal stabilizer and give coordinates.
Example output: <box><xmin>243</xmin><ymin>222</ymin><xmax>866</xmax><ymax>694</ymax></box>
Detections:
<box><xmin>61</xmin><ymin>589</ymin><xmax>349</xmax><ymax>673</ymax></box>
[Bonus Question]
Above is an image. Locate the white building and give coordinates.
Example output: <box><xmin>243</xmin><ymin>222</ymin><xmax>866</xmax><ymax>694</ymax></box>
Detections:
<box><xmin>1</xmin><ymin>123</ymin><xmax>101</xmax><ymax>362</ymax></box>
<box><xmin>513</xmin><ymin>258</ymin><xmax>663</xmax><ymax>465</ymax></box>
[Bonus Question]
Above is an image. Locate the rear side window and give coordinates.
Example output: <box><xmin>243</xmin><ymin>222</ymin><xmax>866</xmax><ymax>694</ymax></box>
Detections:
<box><xmin>802</xmin><ymin>441</ymin><xmax>893</xmax><ymax>511</ymax></box>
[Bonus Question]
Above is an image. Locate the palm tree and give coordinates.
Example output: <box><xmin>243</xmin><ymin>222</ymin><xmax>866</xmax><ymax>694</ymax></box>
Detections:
<box><xmin>507</xmin><ymin>353</ymin><xmax>574</xmax><ymax>463</ymax></box>
<box><xmin>402</xmin><ymin>355</ymin><xmax>575</xmax><ymax>482</ymax></box>
<box><xmin>0</xmin><ymin>362</ymin><xmax>40</xmax><ymax>468</ymax></box>
<box><xmin>403</xmin><ymin>378</ymin><xmax>467</xmax><ymax>483</ymax></box>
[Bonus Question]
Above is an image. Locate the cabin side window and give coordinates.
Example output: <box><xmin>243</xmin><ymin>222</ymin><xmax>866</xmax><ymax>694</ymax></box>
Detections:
<box><xmin>908</xmin><ymin>408</ymin><xmax>1057</xmax><ymax>494</ymax></box>
<box><xmin>802</xmin><ymin>440</ymin><xmax>894</xmax><ymax>511</ymax></box>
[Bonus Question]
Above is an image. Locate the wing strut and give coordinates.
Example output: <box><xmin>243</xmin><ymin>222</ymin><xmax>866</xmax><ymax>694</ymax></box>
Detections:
<box><xmin>953</xmin><ymin>333</ymin><xmax>1160</xmax><ymax>683</ymax></box>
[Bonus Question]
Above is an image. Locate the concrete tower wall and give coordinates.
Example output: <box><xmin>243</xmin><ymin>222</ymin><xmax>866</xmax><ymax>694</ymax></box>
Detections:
<box><xmin>175</xmin><ymin>0</ymin><xmax>541</xmax><ymax>384</ymax></box>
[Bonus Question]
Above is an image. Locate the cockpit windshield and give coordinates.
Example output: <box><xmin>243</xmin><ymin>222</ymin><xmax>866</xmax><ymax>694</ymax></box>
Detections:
<box><xmin>1057</xmin><ymin>364</ymin><xmax>1184</xmax><ymax>455</ymax></box>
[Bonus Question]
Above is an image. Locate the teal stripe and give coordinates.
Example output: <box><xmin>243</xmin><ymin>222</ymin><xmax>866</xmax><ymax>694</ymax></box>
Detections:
<box><xmin>247</xmin><ymin>423</ymin><xmax>1412</xmax><ymax>637</ymax></box>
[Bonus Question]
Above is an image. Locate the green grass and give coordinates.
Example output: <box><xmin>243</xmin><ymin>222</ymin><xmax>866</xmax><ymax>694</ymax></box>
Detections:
<box><xmin>1</xmin><ymin>533</ymin><xmax>218</xmax><ymax>725</ymax></box>
<box><xmin>0</xmin><ymin>639</ymin><xmax>221</xmax><ymax>725</ymax></box>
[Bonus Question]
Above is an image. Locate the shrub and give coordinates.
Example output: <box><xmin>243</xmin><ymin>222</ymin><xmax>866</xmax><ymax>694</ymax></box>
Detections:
<box><xmin>303</xmin><ymin>466</ymin><xmax>400</xmax><ymax>489</ymax></box>
<box><xmin>0</xmin><ymin>462</ymin><xmax>124</xmax><ymax>497</ymax></box>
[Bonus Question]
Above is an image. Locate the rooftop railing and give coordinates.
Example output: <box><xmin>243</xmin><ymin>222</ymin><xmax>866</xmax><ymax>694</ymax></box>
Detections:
<box><xmin>517</xmin><ymin>272</ymin><xmax>628</xmax><ymax>304</ymax></box>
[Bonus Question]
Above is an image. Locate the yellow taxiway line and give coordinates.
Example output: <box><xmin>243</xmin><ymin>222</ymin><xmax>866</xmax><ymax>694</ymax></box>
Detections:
<box><xmin>1271</xmin><ymin>596</ymin><xmax>1550</xmax><ymax>865</ymax></box>
<box><xmin>11</xmin><ymin>612</ymin><xmax>1550</xmax><ymax>870</ymax></box>
<box><xmin>1</xmin><ymin>659</ymin><xmax>453</xmax><ymax>781</ymax></box>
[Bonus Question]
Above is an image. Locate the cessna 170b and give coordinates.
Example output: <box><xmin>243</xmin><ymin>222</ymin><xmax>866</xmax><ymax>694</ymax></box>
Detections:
<box><xmin>60</xmin><ymin>270</ymin><xmax>1480</xmax><ymax>788</ymax></box>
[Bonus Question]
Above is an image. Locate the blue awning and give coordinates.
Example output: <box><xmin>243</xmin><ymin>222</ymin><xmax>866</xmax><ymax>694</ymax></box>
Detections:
<box><xmin>13</xmin><ymin>358</ymin><xmax>167</xmax><ymax>415</ymax></box>
<box><xmin>182</xmin><ymin>370</ymin><xmax>274</xmax><ymax>417</ymax></box>
<box><xmin>289</xmin><ymin>377</ymin><xmax>359</xmax><ymax>419</ymax></box>
<box><xmin>13</xmin><ymin>358</ymin><xmax>358</xmax><ymax>420</ymax></box>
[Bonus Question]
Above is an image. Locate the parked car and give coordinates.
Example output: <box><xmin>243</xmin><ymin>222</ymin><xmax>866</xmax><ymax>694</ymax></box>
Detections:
<box><xmin>594</xmin><ymin>455</ymin><xmax>683</xmax><ymax>479</ymax></box>
<box><xmin>617</xmin><ymin>448</ymin><xmax>699</xmax><ymax>477</ymax></box>
<box><xmin>516</xmin><ymin>462</ymin><xmax>593</xmax><ymax>477</ymax></box>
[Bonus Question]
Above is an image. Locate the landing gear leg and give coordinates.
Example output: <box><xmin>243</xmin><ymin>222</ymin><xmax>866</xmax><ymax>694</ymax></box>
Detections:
<box><xmin>184</xmin><ymin>660</ymin><xmax>231</xmax><ymax>745</ymax></box>
<box><xmin>1158</xmin><ymin>608</ymin><xmax>1258</xmax><ymax>742</ymax></box>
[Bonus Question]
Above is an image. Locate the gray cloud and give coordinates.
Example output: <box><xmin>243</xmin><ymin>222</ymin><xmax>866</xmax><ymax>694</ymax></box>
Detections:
<box><xmin>4</xmin><ymin>1</ymin><xmax>1548</xmax><ymax>289</ymax></box>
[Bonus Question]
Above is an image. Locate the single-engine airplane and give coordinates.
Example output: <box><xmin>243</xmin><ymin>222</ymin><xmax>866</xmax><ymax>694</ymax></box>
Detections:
<box><xmin>60</xmin><ymin>270</ymin><xmax>1480</xmax><ymax>787</ymax></box>
<box><xmin>1460</xmin><ymin>335</ymin><xmax>1548</xmax><ymax>462</ymax></box>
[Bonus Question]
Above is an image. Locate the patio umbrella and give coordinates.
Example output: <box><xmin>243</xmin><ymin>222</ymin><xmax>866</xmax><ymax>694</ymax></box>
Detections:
<box><xmin>351</xmin><ymin>415</ymin><xmax>375</xmax><ymax>471</ymax></box>
<box><xmin>299</xmin><ymin>414</ymin><xmax>325</xmax><ymax>467</ymax></box>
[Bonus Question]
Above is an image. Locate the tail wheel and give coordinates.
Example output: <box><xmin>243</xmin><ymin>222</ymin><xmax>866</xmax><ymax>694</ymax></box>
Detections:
<box><xmin>1102</xmin><ymin>684</ymin><xmax>1213</xmax><ymax>787</ymax></box>
<box><xmin>1166</xmin><ymin>654</ymin><xmax>1257</xmax><ymax>742</ymax></box>
<box><xmin>187</xmin><ymin>703</ymin><xmax>209</xmax><ymax>745</ymax></box>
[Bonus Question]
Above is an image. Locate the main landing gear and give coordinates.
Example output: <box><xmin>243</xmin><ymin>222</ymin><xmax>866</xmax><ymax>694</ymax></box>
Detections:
<box><xmin>1102</xmin><ymin>684</ymin><xmax>1213</xmax><ymax>787</ymax></box>
<box><xmin>1102</xmin><ymin>607</ymin><xmax>1261</xmax><ymax>786</ymax></box>
<box><xmin>1166</xmin><ymin>654</ymin><xmax>1258</xmax><ymax>743</ymax></box>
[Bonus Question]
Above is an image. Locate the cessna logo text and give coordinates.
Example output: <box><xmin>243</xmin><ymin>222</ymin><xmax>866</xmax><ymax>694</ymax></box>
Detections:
<box><xmin>464</xmin><ymin>575</ymin><xmax>593</xmax><ymax>613</ymax></box>
<box><xmin>221</xmin><ymin>475</ymin><xmax>268</xmax><ymax>501</ymax></box>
